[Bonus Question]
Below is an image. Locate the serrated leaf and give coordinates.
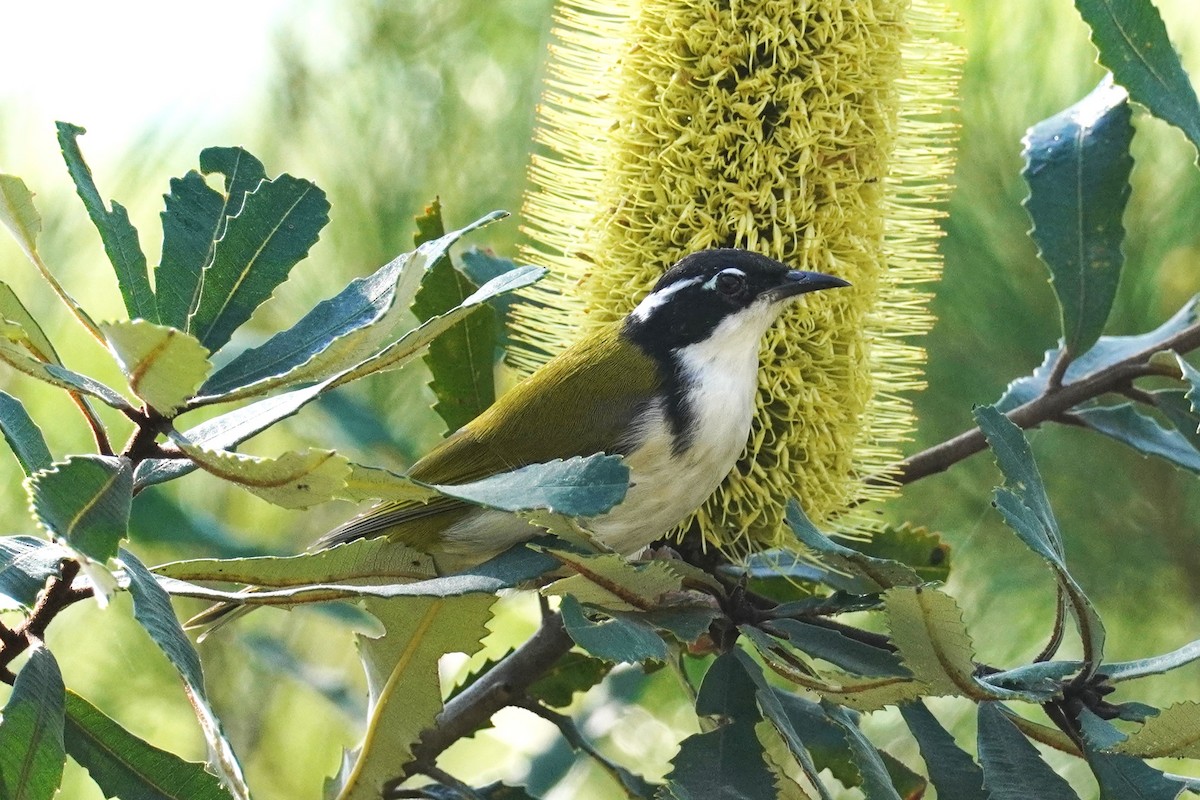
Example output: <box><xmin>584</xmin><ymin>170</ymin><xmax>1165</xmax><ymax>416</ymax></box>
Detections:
<box><xmin>542</xmin><ymin>552</ymin><xmax>689</xmax><ymax>612</ymax></box>
<box><xmin>101</xmin><ymin>320</ymin><xmax>211</xmax><ymax>414</ymax></box>
<box><xmin>0</xmin><ymin>536</ymin><xmax>67</xmax><ymax>607</ymax></box>
<box><xmin>884</xmin><ymin>586</ymin><xmax>980</xmax><ymax>700</ymax></box>
<box><xmin>63</xmin><ymin>690</ymin><xmax>233</xmax><ymax>800</ymax></box>
<box><xmin>0</xmin><ymin>174</ymin><xmax>43</xmax><ymax>261</ymax></box>
<box><xmin>56</xmin><ymin>122</ymin><xmax>155</xmax><ymax>321</ymax></box>
<box><xmin>430</xmin><ymin>455</ymin><xmax>628</xmax><ymax>517</ymax></box>
<box><xmin>197</xmin><ymin>211</ymin><xmax>506</xmax><ymax>403</ymax></box>
<box><xmin>1114</xmin><ymin>702</ymin><xmax>1200</xmax><ymax>759</ymax></box>
<box><xmin>842</xmin><ymin>524</ymin><xmax>951</xmax><ymax>584</ymax></box>
<box><xmin>0</xmin><ymin>325</ymin><xmax>132</xmax><ymax>411</ymax></box>
<box><xmin>133</xmin><ymin>377</ymin><xmax>335</xmax><ymax>490</ymax></box>
<box><xmin>155</xmin><ymin>171</ymin><xmax>224</xmax><ymax>329</ymax></box>
<box><xmin>0</xmin><ymin>645</ymin><xmax>65</xmax><ymax>800</ymax></box>
<box><xmin>0</xmin><ymin>281</ymin><xmax>59</xmax><ymax>365</ymax></box>
<box><xmin>199</xmin><ymin>148</ymin><xmax>268</xmax><ymax>242</ymax></box>
<box><xmin>333</xmin><ymin>594</ymin><xmax>494</xmax><ymax>800</ymax></box>
<box><xmin>765</xmin><ymin>619</ymin><xmax>909</xmax><ymax>678</ymax></box>
<box><xmin>332</xmin><ymin>264</ymin><xmax>545</xmax><ymax>387</ymax></box>
<box><xmin>559</xmin><ymin>595</ymin><xmax>668</xmax><ymax>663</ymax></box>
<box><xmin>173</xmin><ymin>440</ymin><xmax>349</xmax><ymax>509</ymax></box>
<box><xmin>189</xmin><ymin>174</ymin><xmax>329</xmax><ymax>352</ymax></box>
<box><xmin>900</xmin><ymin>702</ymin><xmax>988</xmax><ymax>800</ymax></box>
<box><xmin>821</xmin><ymin>701</ymin><xmax>903</xmax><ymax>800</ymax></box>
<box><xmin>998</xmin><ymin>297</ymin><xmax>1200</xmax><ymax>411</ymax></box>
<box><xmin>122</xmin><ymin>551</ymin><xmax>249</xmax><ymax>800</ymax></box>
<box><xmin>1078</xmin><ymin>709</ymin><xmax>1187</xmax><ymax>800</ymax></box>
<box><xmin>1075</xmin><ymin>0</ymin><xmax>1200</xmax><ymax>153</ymax></box>
<box><xmin>26</xmin><ymin>456</ymin><xmax>132</xmax><ymax>561</ymax></box>
<box><xmin>339</xmin><ymin>462</ymin><xmax>440</xmax><ymax>504</ymax></box>
<box><xmin>0</xmin><ymin>391</ymin><xmax>52</xmax><ymax>474</ymax></box>
<box><xmin>977</xmin><ymin>703</ymin><xmax>1080</xmax><ymax>800</ymax></box>
<box><xmin>1076</xmin><ymin>402</ymin><xmax>1200</xmax><ymax>472</ymax></box>
<box><xmin>1022</xmin><ymin>76</ymin><xmax>1133</xmax><ymax>357</ymax></box>
<box><xmin>784</xmin><ymin>501</ymin><xmax>921</xmax><ymax>591</ymax></box>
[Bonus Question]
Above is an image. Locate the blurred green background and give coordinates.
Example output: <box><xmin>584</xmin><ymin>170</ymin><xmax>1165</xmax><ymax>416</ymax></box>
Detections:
<box><xmin>1</xmin><ymin>1</ymin><xmax>1198</xmax><ymax>797</ymax></box>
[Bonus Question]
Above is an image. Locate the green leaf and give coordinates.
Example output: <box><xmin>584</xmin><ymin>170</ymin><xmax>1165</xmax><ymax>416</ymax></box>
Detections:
<box><xmin>459</xmin><ymin>248</ymin><xmax>531</xmax><ymax>351</ymax></box>
<box><xmin>340</xmin><ymin>462</ymin><xmax>440</xmax><ymax>504</ymax></box>
<box><xmin>0</xmin><ymin>326</ymin><xmax>132</xmax><ymax>411</ymax></box>
<box><xmin>841</xmin><ymin>524</ymin><xmax>951</xmax><ymax>584</ymax></box>
<box><xmin>0</xmin><ymin>536</ymin><xmax>67</xmax><ymax>607</ymax></box>
<box><xmin>1079</xmin><ymin>709</ymin><xmax>1186</xmax><ymax>800</ymax></box>
<box><xmin>101</xmin><ymin>320</ymin><xmax>212</xmax><ymax>414</ymax></box>
<box><xmin>197</xmin><ymin>211</ymin><xmax>507</xmax><ymax>402</ymax></box>
<box><xmin>56</xmin><ymin>122</ymin><xmax>155</xmax><ymax>321</ymax></box>
<box><xmin>0</xmin><ymin>174</ymin><xmax>43</xmax><ymax>262</ymax></box>
<box><xmin>997</xmin><ymin>296</ymin><xmax>1199</xmax><ymax>411</ymax></box>
<box><xmin>1114</xmin><ymin>702</ymin><xmax>1200</xmax><ymax>759</ymax></box>
<box><xmin>899</xmin><ymin>702</ymin><xmax>987</xmax><ymax>800</ymax></box>
<box><xmin>1076</xmin><ymin>402</ymin><xmax>1200</xmax><ymax>472</ymax></box>
<box><xmin>332</xmin><ymin>264</ymin><xmax>545</xmax><ymax>387</ymax></box>
<box><xmin>977</xmin><ymin>703</ymin><xmax>1080</xmax><ymax>800</ymax></box>
<box><xmin>122</xmin><ymin>551</ymin><xmax>249</xmax><ymax>800</ymax></box>
<box><xmin>1105</xmin><ymin>638</ymin><xmax>1200</xmax><ymax>681</ymax></box>
<box><xmin>784</xmin><ymin>501</ymin><xmax>922</xmax><ymax>591</ymax></box>
<box><xmin>27</xmin><ymin>456</ymin><xmax>132</xmax><ymax>562</ymax></box>
<box><xmin>559</xmin><ymin>595</ymin><xmax>668</xmax><ymax>663</ymax></box>
<box><xmin>188</xmin><ymin>174</ymin><xmax>330</xmax><ymax>352</ymax></box>
<box><xmin>172</xmin><ymin>441</ymin><xmax>350</xmax><ymax>510</ymax></box>
<box><xmin>1075</xmin><ymin>0</ymin><xmax>1200</xmax><ymax>153</ymax></box>
<box><xmin>764</xmin><ymin>618</ymin><xmax>909</xmax><ymax>678</ymax></box>
<box><xmin>0</xmin><ymin>281</ymin><xmax>59</xmax><ymax>366</ymax></box>
<box><xmin>155</xmin><ymin>171</ymin><xmax>224</xmax><ymax>329</ymax></box>
<box><xmin>542</xmin><ymin>552</ymin><xmax>692</xmax><ymax>612</ymax></box>
<box><xmin>0</xmin><ymin>391</ymin><xmax>52</xmax><ymax>474</ymax></box>
<box><xmin>884</xmin><ymin>586</ymin><xmax>981</xmax><ymax>700</ymax></box>
<box><xmin>0</xmin><ymin>645</ymin><xmax>65</xmax><ymax>800</ymax></box>
<box><xmin>821</xmin><ymin>701</ymin><xmax>903</xmax><ymax>800</ymax></box>
<box><xmin>528</xmin><ymin>652</ymin><xmax>613</xmax><ymax>709</ymax></box>
<box><xmin>63</xmin><ymin>690</ymin><xmax>233</xmax><ymax>800</ymax></box>
<box><xmin>199</xmin><ymin>147</ymin><xmax>269</xmax><ymax>242</ymax></box>
<box><xmin>1022</xmin><ymin>77</ymin><xmax>1133</xmax><ymax>358</ymax></box>
<box><xmin>333</xmin><ymin>594</ymin><xmax>494</xmax><ymax>800</ymax></box>
<box><xmin>430</xmin><ymin>454</ymin><xmax>629</xmax><ymax>517</ymax></box>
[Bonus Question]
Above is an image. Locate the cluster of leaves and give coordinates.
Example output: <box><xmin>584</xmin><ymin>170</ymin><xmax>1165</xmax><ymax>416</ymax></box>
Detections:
<box><xmin>0</xmin><ymin>3</ymin><xmax>1200</xmax><ymax>800</ymax></box>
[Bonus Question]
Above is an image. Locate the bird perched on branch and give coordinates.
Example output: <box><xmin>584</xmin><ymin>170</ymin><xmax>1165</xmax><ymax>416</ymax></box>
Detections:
<box><xmin>320</xmin><ymin>249</ymin><xmax>848</xmax><ymax>573</ymax></box>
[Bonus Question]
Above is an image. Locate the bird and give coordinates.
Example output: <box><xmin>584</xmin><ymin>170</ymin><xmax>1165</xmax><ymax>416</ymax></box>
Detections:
<box><xmin>319</xmin><ymin>248</ymin><xmax>849</xmax><ymax>574</ymax></box>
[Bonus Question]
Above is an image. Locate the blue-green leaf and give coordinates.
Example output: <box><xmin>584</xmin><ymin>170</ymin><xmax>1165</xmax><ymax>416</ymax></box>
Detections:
<box><xmin>199</xmin><ymin>148</ymin><xmax>268</xmax><ymax>242</ymax></box>
<box><xmin>1022</xmin><ymin>77</ymin><xmax>1133</xmax><ymax>357</ymax></box>
<box><xmin>0</xmin><ymin>391</ymin><xmax>52</xmax><ymax>475</ymax></box>
<box><xmin>559</xmin><ymin>595</ymin><xmax>667</xmax><ymax>663</ymax></box>
<box><xmin>1076</xmin><ymin>402</ymin><xmax>1200</xmax><ymax>472</ymax></box>
<box><xmin>765</xmin><ymin>618</ymin><xmax>909</xmax><ymax>678</ymax></box>
<box><xmin>188</xmin><ymin>174</ymin><xmax>329</xmax><ymax>352</ymax></box>
<box><xmin>1075</xmin><ymin>0</ymin><xmax>1200</xmax><ymax>153</ymax></box>
<box><xmin>64</xmin><ymin>690</ymin><xmax>233</xmax><ymax>800</ymax></box>
<box><xmin>429</xmin><ymin>455</ymin><xmax>628</xmax><ymax>517</ymax></box>
<box><xmin>900</xmin><ymin>702</ymin><xmax>988</xmax><ymax>800</ymax></box>
<box><xmin>821</xmin><ymin>701</ymin><xmax>902</xmax><ymax>800</ymax></box>
<box><xmin>0</xmin><ymin>536</ymin><xmax>66</xmax><ymax>607</ymax></box>
<box><xmin>977</xmin><ymin>703</ymin><xmax>1080</xmax><ymax>800</ymax></box>
<box><xmin>26</xmin><ymin>456</ymin><xmax>132</xmax><ymax>562</ymax></box>
<box><xmin>0</xmin><ymin>645</ymin><xmax>65</xmax><ymax>800</ymax></box>
<box><xmin>156</xmin><ymin>171</ymin><xmax>224</xmax><ymax>329</ymax></box>
<box><xmin>784</xmin><ymin>501</ymin><xmax>922</xmax><ymax>591</ymax></box>
<box><xmin>55</xmin><ymin>122</ymin><xmax>155</xmax><ymax>322</ymax></box>
<box><xmin>1105</xmin><ymin>637</ymin><xmax>1200</xmax><ymax>682</ymax></box>
<box><xmin>122</xmin><ymin>551</ymin><xmax>249</xmax><ymax>800</ymax></box>
<box><xmin>1078</xmin><ymin>709</ymin><xmax>1186</xmax><ymax>800</ymax></box>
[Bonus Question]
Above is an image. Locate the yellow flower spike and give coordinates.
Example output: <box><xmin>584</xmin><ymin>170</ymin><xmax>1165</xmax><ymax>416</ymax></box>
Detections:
<box><xmin>514</xmin><ymin>0</ymin><xmax>962</xmax><ymax>553</ymax></box>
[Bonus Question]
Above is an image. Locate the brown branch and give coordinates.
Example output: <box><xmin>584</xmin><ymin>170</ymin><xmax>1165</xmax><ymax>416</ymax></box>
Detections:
<box><xmin>0</xmin><ymin>560</ymin><xmax>92</xmax><ymax>684</ymax></box>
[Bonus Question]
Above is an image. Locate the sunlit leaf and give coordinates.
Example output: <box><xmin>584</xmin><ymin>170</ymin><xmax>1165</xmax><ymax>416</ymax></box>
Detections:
<box><xmin>0</xmin><ymin>325</ymin><xmax>132</xmax><ymax>411</ymax></box>
<box><xmin>0</xmin><ymin>281</ymin><xmax>58</xmax><ymax>366</ymax></box>
<box><xmin>0</xmin><ymin>536</ymin><xmax>67</xmax><ymax>607</ymax></box>
<box><xmin>155</xmin><ymin>171</ymin><xmax>224</xmax><ymax>330</ymax></box>
<box><xmin>884</xmin><ymin>586</ymin><xmax>980</xmax><ymax>699</ymax></box>
<box><xmin>0</xmin><ymin>645</ymin><xmax>65</xmax><ymax>800</ymax></box>
<box><xmin>1105</xmin><ymin>638</ymin><xmax>1200</xmax><ymax>682</ymax></box>
<box><xmin>542</xmin><ymin>553</ymin><xmax>690</xmax><ymax>612</ymax></box>
<box><xmin>26</xmin><ymin>456</ymin><xmax>132</xmax><ymax>562</ymax></box>
<box><xmin>173</xmin><ymin>441</ymin><xmax>350</xmax><ymax>510</ymax></box>
<box><xmin>1114</xmin><ymin>702</ymin><xmax>1200</xmax><ymax>759</ymax></box>
<box><xmin>0</xmin><ymin>174</ymin><xmax>42</xmax><ymax>262</ymax></box>
<box><xmin>430</xmin><ymin>454</ymin><xmax>628</xmax><ymax>516</ymax></box>
<box><xmin>101</xmin><ymin>320</ymin><xmax>211</xmax><ymax>414</ymax></box>
<box><xmin>0</xmin><ymin>391</ymin><xmax>52</xmax><ymax>475</ymax></box>
<box><xmin>1022</xmin><ymin>76</ymin><xmax>1133</xmax><ymax>357</ymax></box>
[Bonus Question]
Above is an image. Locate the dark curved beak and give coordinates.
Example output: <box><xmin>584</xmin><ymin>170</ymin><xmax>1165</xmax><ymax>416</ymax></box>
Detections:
<box><xmin>766</xmin><ymin>270</ymin><xmax>851</xmax><ymax>302</ymax></box>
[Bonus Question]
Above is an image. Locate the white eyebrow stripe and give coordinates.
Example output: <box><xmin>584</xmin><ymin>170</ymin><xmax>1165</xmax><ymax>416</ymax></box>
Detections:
<box><xmin>702</xmin><ymin>267</ymin><xmax>745</xmax><ymax>290</ymax></box>
<box><xmin>630</xmin><ymin>276</ymin><xmax>703</xmax><ymax>321</ymax></box>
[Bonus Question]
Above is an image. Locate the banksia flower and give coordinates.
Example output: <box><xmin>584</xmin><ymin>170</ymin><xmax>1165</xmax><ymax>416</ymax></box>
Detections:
<box><xmin>514</xmin><ymin>0</ymin><xmax>961</xmax><ymax>552</ymax></box>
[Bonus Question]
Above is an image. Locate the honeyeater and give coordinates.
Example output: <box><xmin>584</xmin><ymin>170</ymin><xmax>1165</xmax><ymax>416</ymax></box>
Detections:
<box><xmin>320</xmin><ymin>249</ymin><xmax>848</xmax><ymax>573</ymax></box>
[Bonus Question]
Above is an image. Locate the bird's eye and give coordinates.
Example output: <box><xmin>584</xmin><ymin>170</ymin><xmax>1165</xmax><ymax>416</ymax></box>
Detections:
<box><xmin>714</xmin><ymin>270</ymin><xmax>746</xmax><ymax>297</ymax></box>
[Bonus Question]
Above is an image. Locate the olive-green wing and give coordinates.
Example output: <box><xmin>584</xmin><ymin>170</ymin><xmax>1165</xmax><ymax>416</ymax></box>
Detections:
<box><xmin>319</xmin><ymin>326</ymin><xmax>660</xmax><ymax>550</ymax></box>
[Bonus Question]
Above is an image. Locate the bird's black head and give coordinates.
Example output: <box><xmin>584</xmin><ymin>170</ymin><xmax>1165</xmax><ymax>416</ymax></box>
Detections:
<box><xmin>623</xmin><ymin>249</ymin><xmax>849</xmax><ymax>356</ymax></box>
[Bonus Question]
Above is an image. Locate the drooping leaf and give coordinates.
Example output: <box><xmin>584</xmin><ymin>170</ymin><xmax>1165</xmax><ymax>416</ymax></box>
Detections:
<box><xmin>0</xmin><ymin>281</ymin><xmax>59</xmax><ymax>365</ymax></box>
<box><xmin>0</xmin><ymin>391</ymin><xmax>52</xmax><ymax>474</ymax></box>
<box><xmin>101</xmin><ymin>320</ymin><xmax>211</xmax><ymax>414</ymax></box>
<box><xmin>784</xmin><ymin>501</ymin><xmax>921</xmax><ymax>591</ymax></box>
<box><xmin>197</xmin><ymin>211</ymin><xmax>507</xmax><ymax>402</ymax></box>
<box><xmin>429</xmin><ymin>455</ymin><xmax>628</xmax><ymax>517</ymax></box>
<box><xmin>1076</xmin><ymin>402</ymin><xmax>1200</xmax><ymax>473</ymax></box>
<box><xmin>899</xmin><ymin>702</ymin><xmax>988</xmax><ymax>800</ymax></box>
<box><xmin>998</xmin><ymin>296</ymin><xmax>1199</xmax><ymax>411</ymax></box>
<box><xmin>56</xmin><ymin>122</ymin><xmax>155</xmax><ymax>321</ymax></box>
<box><xmin>976</xmin><ymin>702</ymin><xmax>1080</xmax><ymax>800</ymax></box>
<box><xmin>0</xmin><ymin>326</ymin><xmax>132</xmax><ymax>411</ymax></box>
<box><xmin>1022</xmin><ymin>77</ymin><xmax>1133</xmax><ymax>358</ymax></box>
<box><xmin>333</xmin><ymin>594</ymin><xmax>494</xmax><ymax>800</ymax></box>
<box><xmin>821</xmin><ymin>701</ymin><xmax>903</xmax><ymax>800</ymax></box>
<box><xmin>64</xmin><ymin>690</ymin><xmax>233</xmax><ymax>800</ymax></box>
<box><xmin>155</xmin><ymin>171</ymin><xmax>225</xmax><ymax>329</ymax></box>
<box><xmin>884</xmin><ymin>586</ymin><xmax>981</xmax><ymax>700</ymax></box>
<box><xmin>172</xmin><ymin>441</ymin><xmax>350</xmax><ymax>510</ymax></box>
<box><xmin>0</xmin><ymin>645</ymin><xmax>65</xmax><ymax>800</ymax></box>
<box><xmin>1114</xmin><ymin>702</ymin><xmax>1200</xmax><ymax>759</ymax></box>
<box><xmin>764</xmin><ymin>619</ymin><xmax>909</xmax><ymax>678</ymax></box>
<box><xmin>0</xmin><ymin>536</ymin><xmax>67</xmax><ymax>607</ymax></box>
<box><xmin>559</xmin><ymin>595</ymin><xmax>668</xmax><ymax>663</ymax></box>
<box><xmin>188</xmin><ymin>174</ymin><xmax>329</xmax><ymax>352</ymax></box>
<box><xmin>1105</xmin><ymin>638</ymin><xmax>1200</xmax><ymax>682</ymax></box>
<box><xmin>1075</xmin><ymin>0</ymin><xmax>1200</xmax><ymax>152</ymax></box>
<box><xmin>27</xmin><ymin>456</ymin><xmax>132</xmax><ymax>562</ymax></box>
<box><xmin>122</xmin><ymin>550</ymin><xmax>249</xmax><ymax>800</ymax></box>
<box><xmin>1078</xmin><ymin>709</ymin><xmax>1186</xmax><ymax>800</ymax></box>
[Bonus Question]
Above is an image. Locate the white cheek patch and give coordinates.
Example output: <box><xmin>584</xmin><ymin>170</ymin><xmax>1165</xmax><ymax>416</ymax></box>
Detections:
<box><xmin>630</xmin><ymin>276</ymin><xmax>703</xmax><ymax>322</ymax></box>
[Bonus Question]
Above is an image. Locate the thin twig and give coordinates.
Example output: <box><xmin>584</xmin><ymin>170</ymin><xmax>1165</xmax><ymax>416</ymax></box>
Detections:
<box><xmin>0</xmin><ymin>560</ymin><xmax>91</xmax><ymax>684</ymax></box>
